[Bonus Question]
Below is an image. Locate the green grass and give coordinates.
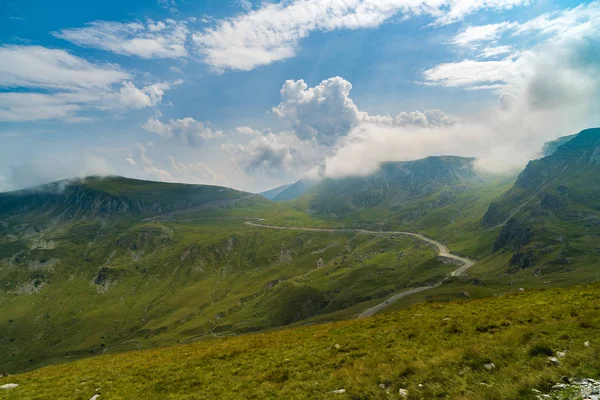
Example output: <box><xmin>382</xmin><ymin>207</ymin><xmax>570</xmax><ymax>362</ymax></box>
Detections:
<box><xmin>0</xmin><ymin>217</ymin><xmax>448</xmax><ymax>373</ymax></box>
<box><xmin>1</xmin><ymin>284</ymin><xmax>599</xmax><ymax>399</ymax></box>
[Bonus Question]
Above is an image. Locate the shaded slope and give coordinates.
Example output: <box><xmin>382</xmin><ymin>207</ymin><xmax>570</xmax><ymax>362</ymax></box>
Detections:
<box><xmin>259</xmin><ymin>183</ymin><xmax>292</xmax><ymax>200</ymax></box>
<box><xmin>307</xmin><ymin>156</ymin><xmax>483</xmax><ymax>216</ymax></box>
<box><xmin>481</xmin><ymin>128</ymin><xmax>600</xmax><ymax>275</ymax></box>
<box><xmin>0</xmin><ymin>176</ymin><xmax>261</xmax><ymax>220</ymax></box>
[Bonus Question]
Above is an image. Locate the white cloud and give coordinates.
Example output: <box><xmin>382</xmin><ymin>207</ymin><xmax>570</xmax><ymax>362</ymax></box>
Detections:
<box><xmin>393</xmin><ymin>110</ymin><xmax>464</xmax><ymax>127</ymax></box>
<box><xmin>425</xmin><ymin>2</ymin><xmax>600</xmax><ymax>91</ymax></box>
<box><xmin>223</xmin><ymin>131</ymin><xmax>324</xmax><ymax>176</ymax></box>
<box><xmin>2</xmin><ymin>151</ymin><xmax>116</xmax><ymax>191</ymax></box>
<box><xmin>423</xmin><ymin>57</ymin><xmax>526</xmax><ymax>89</ymax></box>
<box><xmin>513</xmin><ymin>1</ymin><xmax>600</xmax><ymax>41</ymax></box>
<box><xmin>0</xmin><ymin>45</ymin><xmax>128</xmax><ymax>90</ymax></box>
<box><xmin>192</xmin><ymin>0</ymin><xmax>530</xmax><ymax>71</ymax></box>
<box><xmin>272</xmin><ymin>77</ymin><xmax>362</xmax><ymax>145</ymax></box>
<box><xmin>0</xmin><ymin>45</ymin><xmax>169</xmax><ymax>122</ymax></box>
<box><xmin>126</xmin><ymin>143</ymin><xmax>229</xmax><ymax>185</ymax></box>
<box><xmin>142</xmin><ymin>117</ymin><xmax>222</xmax><ymax>148</ymax></box>
<box><xmin>452</xmin><ymin>22</ymin><xmax>516</xmax><ymax>46</ymax></box>
<box><xmin>325</xmin><ymin>37</ymin><xmax>600</xmax><ymax>178</ymax></box>
<box><xmin>479</xmin><ymin>45</ymin><xmax>513</xmax><ymax>58</ymax></box>
<box><xmin>53</xmin><ymin>20</ymin><xmax>188</xmax><ymax>59</ymax></box>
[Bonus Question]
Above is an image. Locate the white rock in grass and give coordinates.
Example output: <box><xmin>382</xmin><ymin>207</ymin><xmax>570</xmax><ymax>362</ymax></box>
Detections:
<box><xmin>399</xmin><ymin>388</ymin><xmax>409</xmax><ymax>397</ymax></box>
<box><xmin>90</xmin><ymin>395</ymin><xmax>100</xmax><ymax>400</ymax></box>
<box><xmin>0</xmin><ymin>383</ymin><xmax>18</xmax><ymax>389</ymax></box>
<box><xmin>557</xmin><ymin>351</ymin><xmax>566</xmax><ymax>358</ymax></box>
<box><xmin>484</xmin><ymin>362</ymin><xmax>496</xmax><ymax>371</ymax></box>
<box><xmin>584</xmin><ymin>341</ymin><xmax>591</xmax><ymax>348</ymax></box>
<box><xmin>330</xmin><ymin>389</ymin><xmax>346</xmax><ymax>394</ymax></box>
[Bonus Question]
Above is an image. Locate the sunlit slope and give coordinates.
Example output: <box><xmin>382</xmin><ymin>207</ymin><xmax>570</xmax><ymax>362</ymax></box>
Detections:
<box><xmin>0</xmin><ymin>215</ymin><xmax>447</xmax><ymax>373</ymax></box>
<box><xmin>1</xmin><ymin>284</ymin><xmax>599</xmax><ymax>399</ymax></box>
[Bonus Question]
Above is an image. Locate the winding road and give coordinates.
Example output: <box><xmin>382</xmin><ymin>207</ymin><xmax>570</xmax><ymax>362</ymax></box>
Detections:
<box><xmin>244</xmin><ymin>221</ymin><xmax>476</xmax><ymax>318</ymax></box>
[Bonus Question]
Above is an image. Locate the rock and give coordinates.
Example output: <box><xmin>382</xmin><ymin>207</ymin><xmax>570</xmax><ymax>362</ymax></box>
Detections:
<box><xmin>330</xmin><ymin>389</ymin><xmax>346</xmax><ymax>394</ymax></box>
<box><xmin>556</xmin><ymin>350</ymin><xmax>566</xmax><ymax>358</ymax></box>
<box><xmin>552</xmin><ymin>383</ymin><xmax>567</xmax><ymax>390</ymax></box>
<box><xmin>493</xmin><ymin>219</ymin><xmax>532</xmax><ymax>251</ymax></box>
<box><xmin>584</xmin><ymin>341</ymin><xmax>591</xmax><ymax>348</ymax></box>
<box><xmin>484</xmin><ymin>362</ymin><xmax>496</xmax><ymax>371</ymax></box>
<box><xmin>90</xmin><ymin>395</ymin><xmax>100</xmax><ymax>400</ymax></box>
<box><xmin>334</xmin><ymin>344</ymin><xmax>340</xmax><ymax>349</ymax></box>
<box><xmin>548</xmin><ymin>357</ymin><xmax>560</xmax><ymax>366</ymax></box>
<box><xmin>458</xmin><ymin>291</ymin><xmax>471</xmax><ymax>299</ymax></box>
<box><xmin>378</xmin><ymin>383</ymin><xmax>386</xmax><ymax>389</ymax></box>
<box><xmin>519</xmin><ymin>288</ymin><xmax>525</xmax><ymax>292</ymax></box>
<box><xmin>560</xmin><ymin>376</ymin><xmax>570</xmax><ymax>384</ymax></box>
<box><xmin>399</xmin><ymin>388</ymin><xmax>409</xmax><ymax>398</ymax></box>
<box><xmin>0</xmin><ymin>383</ymin><xmax>18</xmax><ymax>389</ymax></box>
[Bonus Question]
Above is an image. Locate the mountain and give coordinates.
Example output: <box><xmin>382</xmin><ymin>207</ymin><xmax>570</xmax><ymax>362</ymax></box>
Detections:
<box><xmin>483</xmin><ymin>128</ymin><xmax>600</xmax><ymax>273</ymax></box>
<box><xmin>307</xmin><ymin>156</ymin><xmax>483</xmax><ymax>215</ymax></box>
<box><xmin>0</xmin><ymin>176</ymin><xmax>263</xmax><ymax>220</ymax></box>
<box><xmin>3</xmin><ymin>136</ymin><xmax>599</xmax><ymax>380</ymax></box>
<box><xmin>0</xmin><ymin>175</ymin><xmax>451</xmax><ymax>373</ymax></box>
<box><xmin>542</xmin><ymin>133</ymin><xmax>577</xmax><ymax>156</ymax></box>
<box><xmin>272</xmin><ymin>178</ymin><xmax>316</xmax><ymax>201</ymax></box>
<box><xmin>259</xmin><ymin>183</ymin><xmax>292</xmax><ymax>200</ymax></box>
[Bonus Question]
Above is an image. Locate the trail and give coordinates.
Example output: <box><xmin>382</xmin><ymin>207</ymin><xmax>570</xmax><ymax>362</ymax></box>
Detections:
<box><xmin>243</xmin><ymin>221</ymin><xmax>476</xmax><ymax>318</ymax></box>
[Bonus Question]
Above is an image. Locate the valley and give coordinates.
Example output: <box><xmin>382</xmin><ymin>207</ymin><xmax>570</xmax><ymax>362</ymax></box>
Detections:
<box><xmin>0</xmin><ymin>128</ymin><xmax>599</xmax><ymax>399</ymax></box>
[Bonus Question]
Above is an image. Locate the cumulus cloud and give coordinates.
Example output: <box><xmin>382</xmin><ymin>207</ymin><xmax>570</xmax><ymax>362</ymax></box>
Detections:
<box><xmin>271</xmin><ymin>77</ymin><xmax>463</xmax><ymax>146</ymax></box>
<box><xmin>223</xmin><ymin>131</ymin><xmax>324</xmax><ymax>176</ymax></box>
<box><xmin>393</xmin><ymin>110</ymin><xmax>464</xmax><ymax>127</ymax></box>
<box><xmin>192</xmin><ymin>0</ymin><xmax>530</xmax><ymax>71</ymax></box>
<box><xmin>272</xmin><ymin>77</ymin><xmax>362</xmax><ymax>145</ymax></box>
<box><xmin>260</xmin><ymin>2</ymin><xmax>600</xmax><ymax>181</ymax></box>
<box><xmin>53</xmin><ymin>19</ymin><xmax>188</xmax><ymax>59</ymax></box>
<box><xmin>0</xmin><ymin>45</ymin><xmax>169</xmax><ymax>122</ymax></box>
<box><xmin>142</xmin><ymin>117</ymin><xmax>222</xmax><ymax>148</ymax></box>
<box><xmin>324</xmin><ymin>39</ymin><xmax>600</xmax><ymax>178</ymax></box>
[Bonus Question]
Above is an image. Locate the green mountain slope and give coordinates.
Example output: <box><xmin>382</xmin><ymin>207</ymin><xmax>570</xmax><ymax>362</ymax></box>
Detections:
<box><xmin>307</xmin><ymin>156</ymin><xmax>483</xmax><ymax>216</ymax></box>
<box><xmin>477</xmin><ymin>128</ymin><xmax>600</xmax><ymax>282</ymax></box>
<box><xmin>0</xmin><ymin>177</ymin><xmax>453</xmax><ymax>373</ymax></box>
<box><xmin>2</xmin><ymin>283</ymin><xmax>599</xmax><ymax>400</ymax></box>
<box><xmin>259</xmin><ymin>183</ymin><xmax>292</xmax><ymax>200</ymax></box>
<box><xmin>0</xmin><ymin>176</ymin><xmax>261</xmax><ymax>220</ymax></box>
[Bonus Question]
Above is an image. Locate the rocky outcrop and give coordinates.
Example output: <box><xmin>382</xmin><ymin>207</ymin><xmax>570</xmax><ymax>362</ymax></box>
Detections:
<box><xmin>493</xmin><ymin>219</ymin><xmax>532</xmax><ymax>252</ymax></box>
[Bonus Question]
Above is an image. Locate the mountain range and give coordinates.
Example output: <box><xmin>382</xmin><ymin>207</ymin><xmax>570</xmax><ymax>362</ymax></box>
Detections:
<box><xmin>1</xmin><ymin>127</ymin><xmax>599</xmax><ymax>377</ymax></box>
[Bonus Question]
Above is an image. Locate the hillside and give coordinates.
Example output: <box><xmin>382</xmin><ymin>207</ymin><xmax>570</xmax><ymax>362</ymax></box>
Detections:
<box><xmin>259</xmin><ymin>183</ymin><xmax>292</xmax><ymax>200</ymax></box>
<box><xmin>273</xmin><ymin>178</ymin><xmax>316</xmax><ymax>201</ymax></box>
<box><xmin>307</xmin><ymin>156</ymin><xmax>483</xmax><ymax>216</ymax></box>
<box><xmin>480</xmin><ymin>128</ymin><xmax>600</xmax><ymax>278</ymax></box>
<box><xmin>0</xmin><ymin>176</ymin><xmax>262</xmax><ymax>220</ymax></box>
<box><xmin>1</xmin><ymin>283</ymin><xmax>599</xmax><ymax>399</ymax></box>
<box><xmin>0</xmin><ymin>176</ymin><xmax>458</xmax><ymax>373</ymax></box>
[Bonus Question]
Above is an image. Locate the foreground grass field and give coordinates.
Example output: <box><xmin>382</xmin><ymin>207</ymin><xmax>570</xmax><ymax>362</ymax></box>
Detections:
<box><xmin>1</xmin><ymin>284</ymin><xmax>599</xmax><ymax>399</ymax></box>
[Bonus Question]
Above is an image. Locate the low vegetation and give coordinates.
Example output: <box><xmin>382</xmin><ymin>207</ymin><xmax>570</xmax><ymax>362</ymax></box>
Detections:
<box><xmin>1</xmin><ymin>284</ymin><xmax>599</xmax><ymax>399</ymax></box>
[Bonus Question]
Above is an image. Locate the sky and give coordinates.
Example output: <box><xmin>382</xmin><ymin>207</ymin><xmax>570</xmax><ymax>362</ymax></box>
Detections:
<box><xmin>0</xmin><ymin>0</ymin><xmax>599</xmax><ymax>193</ymax></box>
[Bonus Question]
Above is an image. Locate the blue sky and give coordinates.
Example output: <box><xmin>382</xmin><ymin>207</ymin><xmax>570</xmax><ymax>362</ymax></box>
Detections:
<box><xmin>1</xmin><ymin>0</ymin><xmax>599</xmax><ymax>192</ymax></box>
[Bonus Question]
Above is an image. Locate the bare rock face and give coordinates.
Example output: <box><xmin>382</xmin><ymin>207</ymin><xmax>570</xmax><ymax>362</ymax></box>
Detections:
<box><xmin>493</xmin><ymin>219</ymin><xmax>532</xmax><ymax>252</ymax></box>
